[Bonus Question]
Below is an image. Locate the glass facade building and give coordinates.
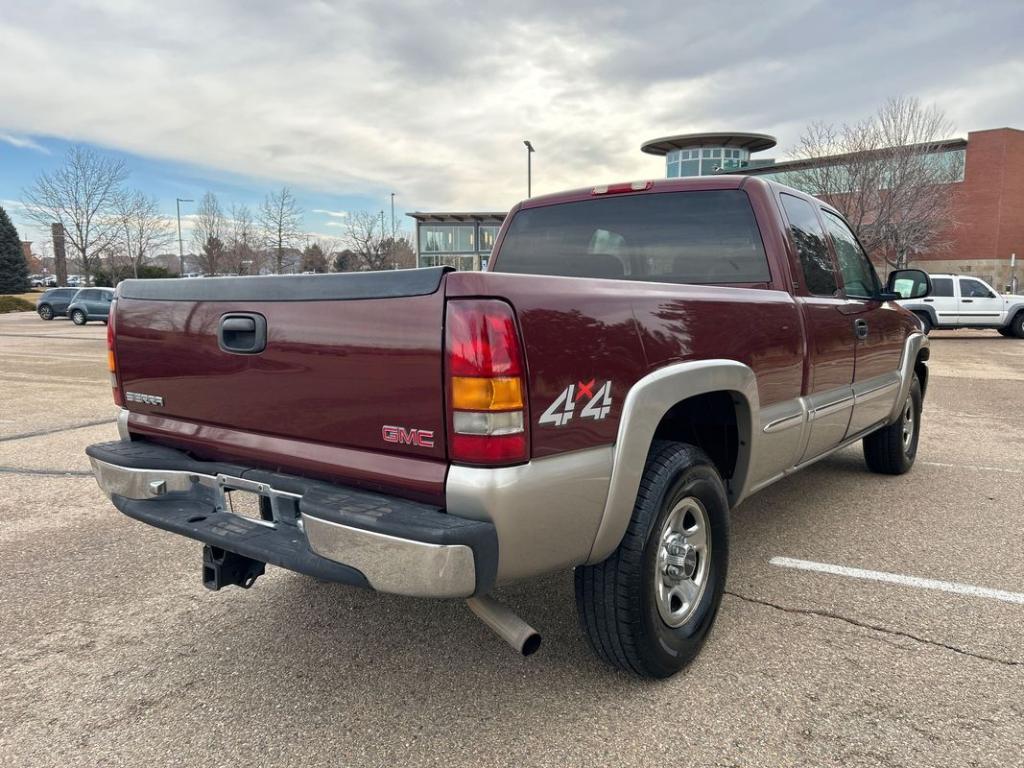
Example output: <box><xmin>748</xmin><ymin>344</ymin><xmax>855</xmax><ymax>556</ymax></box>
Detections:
<box><xmin>409</xmin><ymin>212</ymin><xmax>507</xmax><ymax>271</ymax></box>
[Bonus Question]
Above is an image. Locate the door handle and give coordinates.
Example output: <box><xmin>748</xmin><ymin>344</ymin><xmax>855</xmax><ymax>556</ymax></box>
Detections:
<box><xmin>923</xmin><ymin>298</ymin><xmax>934</xmax><ymax>302</ymax></box>
<box><xmin>961</xmin><ymin>299</ymin><xmax>974</xmax><ymax>303</ymax></box>
<box><xmin>853</xmin><ymin>318</ymin><xmax>869</xmax><ymax>340</ymax></box>
<box><xmin>218</xmin><ymin>313</ymin><xmax>267</xmax><ymax>354</ymax></box>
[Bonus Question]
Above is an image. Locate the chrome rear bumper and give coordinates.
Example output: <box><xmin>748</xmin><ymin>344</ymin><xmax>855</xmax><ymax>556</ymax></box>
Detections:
<box><xmin>87</xmin><ymin>441</ymin><xmax>496</xmax><ymax>599</ymax></box>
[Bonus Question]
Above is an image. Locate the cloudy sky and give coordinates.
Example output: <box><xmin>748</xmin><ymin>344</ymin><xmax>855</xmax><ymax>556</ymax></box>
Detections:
<box><xmin>2</xmin><ymin>0</ymin><xmax>1023</xmax><ymax>246</ymax></box>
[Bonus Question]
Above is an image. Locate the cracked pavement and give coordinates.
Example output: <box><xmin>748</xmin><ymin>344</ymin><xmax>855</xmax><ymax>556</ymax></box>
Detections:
<box><xmin>1</xmin><ymin>310</ymin><xmax>1022</xmax><ymax>767</ymax></box>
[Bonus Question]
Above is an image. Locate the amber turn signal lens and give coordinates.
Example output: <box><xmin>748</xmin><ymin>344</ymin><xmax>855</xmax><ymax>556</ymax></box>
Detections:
<box><xmin>451</xmin><ymin>376</ymin><xmax>523</xmax><ymax>411</ymax></box>
<box><xmin>107</xmin><ymin>350</ymin><xmax>116</xmax><ymax>372</ymax></box>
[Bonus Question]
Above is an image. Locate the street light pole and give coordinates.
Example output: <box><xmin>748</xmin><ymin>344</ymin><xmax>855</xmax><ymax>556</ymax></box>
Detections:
<box><xmin>523</xmin><ymin>140</ymin><xmax>535</xmax><ymax>198</ymax></box>
<box><xmin>390</xmin><ymin>192</ymin><xmax>396</xmax><ymax>237</ymax></box>
<box><xmin>175</xmin><ymin>198</ymin><xmax>193</xmax><ymax>276</ymax></box>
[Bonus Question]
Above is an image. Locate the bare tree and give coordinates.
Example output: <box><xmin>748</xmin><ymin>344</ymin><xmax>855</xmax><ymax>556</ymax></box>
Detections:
<box><xmin>226</xmin><ymin>203</ymin><xmax>260</xmax><ymax>274</ymax></box>
<box><xmin>22</xmin><ymin>145</ymin><xmax>129</xmax><ymax>283</ymax></box>
<box><xmin>342</xmin><ymin>213</ymin><xmax>417</xmax><ymax>271</ymax></box>
<box><xmin>190</xmin><ymin>192</ymin><xmax>226</xmax><ymax>273</ymax></box>
<box><xmin>115</xmin><ymin>191</ymin><xmax>174</xmax><ymax>277</ymax></box>
<box><xmin>790</xmin><ymin>97</ymin><xmax>962</xmax><ymax>269</ymax></box>
<box><xmin>259</xmin><ymin>187</ymin><xmax>303</xmax><ymax>273</ymax></box>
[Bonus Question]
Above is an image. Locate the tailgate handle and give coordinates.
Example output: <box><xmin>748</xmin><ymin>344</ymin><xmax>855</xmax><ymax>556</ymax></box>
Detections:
<box><xmin>219</xmin><ymin>313</ymin><xmax>267</xmax><ymax>354</ymax></box>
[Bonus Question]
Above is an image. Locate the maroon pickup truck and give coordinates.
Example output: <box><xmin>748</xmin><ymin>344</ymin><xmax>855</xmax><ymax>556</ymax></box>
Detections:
<box><xmin>88</xmin><ymin>176</ymin><xmax>932</xmax><ymax>678</ymax></box>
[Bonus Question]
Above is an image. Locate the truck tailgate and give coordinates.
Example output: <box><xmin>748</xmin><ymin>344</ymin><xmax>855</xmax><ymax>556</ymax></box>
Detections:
<box><xmin>113</xmin><ymin>269</ymin><xmax>449</xmax><ymax>469</ymax></box>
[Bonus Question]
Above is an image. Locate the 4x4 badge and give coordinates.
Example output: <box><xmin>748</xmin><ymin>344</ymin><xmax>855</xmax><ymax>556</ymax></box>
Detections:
<box><xmin>539</xmin><ymin>379</ymin><xmax>612</xmax><ymax>427</ymax></box>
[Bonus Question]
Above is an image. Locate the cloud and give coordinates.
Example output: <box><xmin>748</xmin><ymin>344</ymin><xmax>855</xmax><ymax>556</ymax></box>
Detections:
<box><xmin>312</xmin><ymin>208</ymin><xmax>349</xmax><ymax>219</ymax></box>
<box><xmin>0</xmin><ymin>133</ymin><xmax>49</xmax><ymax>153</ymax></box>
<box><xmin>0</xmin><ymin>0</ymin><xmax>1021</xmax><ymax>213</ymax></box>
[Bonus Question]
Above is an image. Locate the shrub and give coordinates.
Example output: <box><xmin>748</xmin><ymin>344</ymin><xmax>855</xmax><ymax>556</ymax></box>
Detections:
<box><xmin>0</xmin><ymin>296</ymin><xmax>35</xmax><ymax>313</ymax></box>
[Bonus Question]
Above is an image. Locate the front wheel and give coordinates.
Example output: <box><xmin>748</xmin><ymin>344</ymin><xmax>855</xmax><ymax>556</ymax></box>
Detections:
<box><xmin>70</xmin><ymin>309</ymin><xmax>87</xmax><ymax>325</ymax></box>
<box><xmin>575</xmin><ymin>441</ymin><xmax>729</xmax><ymax>678</ymax></box>
<box><xmin>863</xmin><ymin>374</ymin><xmax>922</xmax><ymax>474</ymax></box>
<box><xmin>915</xmin><ymin>312</ymin><xmax>932</xmax><ymax>335</ymax></box>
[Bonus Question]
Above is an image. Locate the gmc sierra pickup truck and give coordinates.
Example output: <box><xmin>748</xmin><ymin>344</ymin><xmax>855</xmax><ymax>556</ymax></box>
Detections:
<box><xmin>88</xmin><ymin>176</ymin><xmax>932</xmax><ymax>678</ymax></box>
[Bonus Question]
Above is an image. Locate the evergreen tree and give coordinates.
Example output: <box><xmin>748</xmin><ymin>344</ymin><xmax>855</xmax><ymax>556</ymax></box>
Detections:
<box><xmin>0</xmin><ymin>206</ymin><xmax>30</xmax><ymax>294</ymax></box>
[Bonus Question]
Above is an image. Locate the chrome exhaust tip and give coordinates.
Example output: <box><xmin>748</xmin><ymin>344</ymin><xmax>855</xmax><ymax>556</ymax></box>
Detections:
<box><xmin>466</xmin><ymin>595</ymin><xmax>542</xmax><ymax>656</ymax></box>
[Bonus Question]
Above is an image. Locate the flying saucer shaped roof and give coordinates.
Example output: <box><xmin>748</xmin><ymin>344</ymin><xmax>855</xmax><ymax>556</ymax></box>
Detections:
<box><xmin>641</xmin><ymin>132</ymin><xmax>777</xmax><ymax>156</ymax></box>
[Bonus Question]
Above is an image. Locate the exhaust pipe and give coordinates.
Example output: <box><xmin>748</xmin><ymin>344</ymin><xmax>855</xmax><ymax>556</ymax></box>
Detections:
<box><xmin>466</xmin><ymin>595</ymin><xmax>542</xmax><ymax>656</ymax></box>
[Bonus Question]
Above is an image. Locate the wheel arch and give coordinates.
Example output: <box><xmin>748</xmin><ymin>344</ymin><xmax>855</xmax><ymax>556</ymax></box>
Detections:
<box><xmin>587</xmin><ymin>359</ymin><xmax>758</xmax><ymax>564</ymax></box>
<box><xmin>902</xmin><ymin>303</ymin><xmax>938</xmax><ymax>328</ymax></box>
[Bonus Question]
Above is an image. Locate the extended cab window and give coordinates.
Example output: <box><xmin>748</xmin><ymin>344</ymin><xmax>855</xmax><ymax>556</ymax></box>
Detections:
<box><xmin>822</xmin><ymin>211</ymin><xmax>881</xmax><ymax>299</ymax></box>
<box><xmin>780</xmin><ymin>193</ymin><xmax>836</xmax><ymax>296</ymax></box>
<box><xmin>493</xmin><ymin>190</ymin><xmax>770</xmax><ymax>285</ymax></box>
<box><xmin>931</xmin><ymin>277</ymin><xmax>954</xmax><ymax>297</ymax></box>
<box><xmin>960</xmin><ymin>278</ymin><xmax>994</xmax><ymax>298</ymax></box>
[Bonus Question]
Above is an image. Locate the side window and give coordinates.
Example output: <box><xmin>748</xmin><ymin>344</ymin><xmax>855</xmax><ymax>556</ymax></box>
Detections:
<box><xmin>931</xmin><ymin>277</ymin><xmax>954</xmax><ymax>297</ymax></box>
<box><xmin>780</xmin><ymin>194</ymin><xmax>837</xmax><ymax>296</ymax></box>
<box><xmin>822</xmin><ymin>211</ymin><xmax>880</xmax><ymax>299</ymax></box>
<box><xmin>959</xmin><ymin>279</ymin><xmax>993</xmax><ymax>298</ymax></box>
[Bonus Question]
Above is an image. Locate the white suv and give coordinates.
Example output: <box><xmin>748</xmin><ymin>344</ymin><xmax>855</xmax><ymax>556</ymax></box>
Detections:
<box><xmin>898</xmin><ymin>274</ymin><xmax>1024</xmax><ymax>338</ymax></box>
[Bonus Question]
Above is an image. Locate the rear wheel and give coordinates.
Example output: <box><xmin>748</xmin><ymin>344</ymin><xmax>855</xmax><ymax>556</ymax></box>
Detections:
<box><xmin>37</xmin><ymin>304</ymin><xmax>53</xmax><ymax>321</ymax></box>
<box><xmin>575</xmin><ymin>441</ymin><xmax>729</xmax><ymax>678</ymax></box>
<box><xmin>70</xmin><ymin>309</ymin><xmax>87</xmax><ymax>325</ymax></box>
<box><xmin>863</xmin><ymin>374</ymin><xmax>922</xmax><ymax>474</ymax></box>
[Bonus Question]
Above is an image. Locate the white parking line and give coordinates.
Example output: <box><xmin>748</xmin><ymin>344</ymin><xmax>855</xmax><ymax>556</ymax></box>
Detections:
<box><xmin>921</xmin><ymin>461</ymin><xmax>1024</xmax><ymax>475</ymax></box>
<box><xmin>769</xmin><ymin>557</ymin><xmax>1024</xmax><ymax>605</ymax></box>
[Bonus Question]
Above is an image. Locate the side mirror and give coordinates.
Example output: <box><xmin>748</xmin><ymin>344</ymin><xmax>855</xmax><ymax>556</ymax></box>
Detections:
<box><xmin>885</xmin><ymin>269</ymin><xmax>931</xmax><ymax>300</ymax></box>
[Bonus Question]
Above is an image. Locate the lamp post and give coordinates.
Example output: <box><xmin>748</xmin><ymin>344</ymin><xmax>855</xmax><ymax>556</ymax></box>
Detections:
<box><xmin>523</xmin><ymin>140</ymin><xmax>535</xmax><ymax>198</ymax></box>
<box><xmin>175</xmin><ymin>198</ymin><xmax>193</xmax><ymax>276</ymax></box>
<box><xmin>390</xmin><ymin>192</ymin><xmax>396</xmax><ymax>237</ymax></box>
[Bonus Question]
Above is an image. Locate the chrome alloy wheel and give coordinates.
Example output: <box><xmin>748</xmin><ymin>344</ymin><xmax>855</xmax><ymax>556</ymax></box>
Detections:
<box><xmin>654</xmin><ymin>496</ymin><xmax>711</xmax><ymax>628</ymax></box>
<box><xmin>902</xmin><ymin>397</ymin><xmax>915</xmax><ymax>451</ymax></box>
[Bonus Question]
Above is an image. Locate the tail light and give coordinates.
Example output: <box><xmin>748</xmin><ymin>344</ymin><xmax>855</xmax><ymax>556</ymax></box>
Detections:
<box><xmin>445</xmin><ymin>299</ymin><xmax>528</xmax><ymax>465</ymax></box>
<box><xmin>107</xmin><ymin>300</ymin><xmax>123</xmax><ymax>407</ymax></box>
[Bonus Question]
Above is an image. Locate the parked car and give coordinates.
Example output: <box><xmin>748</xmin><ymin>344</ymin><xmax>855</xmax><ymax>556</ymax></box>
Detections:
<box><xmin>898</xmin><ymin>273</ymin><xmax>1024</xmax><ymax>337</ymax></box>
<box><xmin>87</xmin><ymin>176</ymin><xmax>931</xmax><ymax>678</ymax></box>
<box><xmin>66</xmin><ymin>288</ymin><xmax>115</xmax><ymax>325</ymax></box>
<box><xmin>29</xmin><ymin>274</ymin><xmax>56</xmax><ymax>288</ymax></box>
<box><xmin>35</xmin><ymin>287</ymin><xmax>80</xmax><ymax>320</ymax></box>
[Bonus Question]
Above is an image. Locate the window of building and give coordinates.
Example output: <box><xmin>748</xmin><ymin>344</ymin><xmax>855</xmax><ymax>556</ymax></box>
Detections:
<box><xmin>822</xmin><ymin>211</ymin><xmax>880</xmax><ymax>299</ymax></box>
<box><xmin>494</xmin><ymin>190</ymin><xmax>770</xmax><ymax>285</ymax></box>
<box><xmin>454</xmin><ymin>226</ymin><xmax>475</xmax><ymax>252</ymax></box>
<box><xmin>959</xmin><ymin>278</ymin><xmax>994</xmax><ymax>298</ymax></box>
<box><xmin>479</xmin><ymin>225</ymin><xmax>500</xmax><ymax>252</ymax></box>
<box><xmin>420</xmin><ymin>225</ymin><xmax>454</xmax><ymax>253</ymax></box>
<box><xmin>931</xmin><ymin>277</ymin><xmax>954</xmax><ymax>297</ymax></box>
<box><xmin>779</xmin><ymin>194</ymin><xmax>837</xmax><ymax>296</ymax></box>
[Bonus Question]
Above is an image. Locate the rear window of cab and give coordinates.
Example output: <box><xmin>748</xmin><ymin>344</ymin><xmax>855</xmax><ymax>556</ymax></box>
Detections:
<box><xmin>493</xmin><ymin>190</ymin><xmax>770</xmax><ymax>285</ymax></box>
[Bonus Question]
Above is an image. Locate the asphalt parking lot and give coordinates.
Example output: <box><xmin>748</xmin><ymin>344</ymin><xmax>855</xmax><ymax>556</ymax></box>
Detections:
<box><xmin>1</xmin><ymin>310</ymin><xmax>1022</xmax><ymax>767</ymax></box>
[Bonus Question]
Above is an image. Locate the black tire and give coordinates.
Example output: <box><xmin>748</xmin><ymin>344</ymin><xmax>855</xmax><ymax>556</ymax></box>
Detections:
<box><xmin>37</xmin><ymin>304</ymin><xmax>54</xmax><ymax>321</ymax></box>
<box><xmin>863</xmin><ymin>374</ymin><xmax>922</xmax><ymax>474</ymax></box>
<box><xmin>1009</xmin><ymin>312</ymin><xmax>1024</xmax><ymax>339</ymax></box>
<box><xmin>70</xmin><ymin>309</ymin><xmax>87</xmax><ymax>325</ymax></box>
<box><xmin>997</xmin><ymin>327</ymin><xmax>1013</xmax><ymax>337</ymax></box>
<box><xmin>914</xmin><ymin>312</ymin><xmax>932</xmax><ymax>335</ymax></box>
<box><xmin>574</xmin><ymin>441</ymin><xmax>729</xmax><ymax>678</ymax></box>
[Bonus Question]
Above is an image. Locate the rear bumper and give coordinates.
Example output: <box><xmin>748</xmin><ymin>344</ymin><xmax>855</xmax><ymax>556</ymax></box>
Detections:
<box><xmin>86</xmin><ymin>440</ymin><xmax>497</xmax><ymax>598</ymax></box>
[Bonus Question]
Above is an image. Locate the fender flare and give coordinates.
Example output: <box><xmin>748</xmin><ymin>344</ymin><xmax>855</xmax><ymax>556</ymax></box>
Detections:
<box><xmin>1003</xmin><ymin>302</ymin><xmax>1024</xmax><ymax>328</ymax></box>
<box><xmin>586</xmin><ymin>359</ymin><xmax>759</xmax><ymax>564</ymax></box>
<box><xmin>901</xmin><ymin>304</ymin><xmax>938</xmax><ymax>326</ymax></box>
